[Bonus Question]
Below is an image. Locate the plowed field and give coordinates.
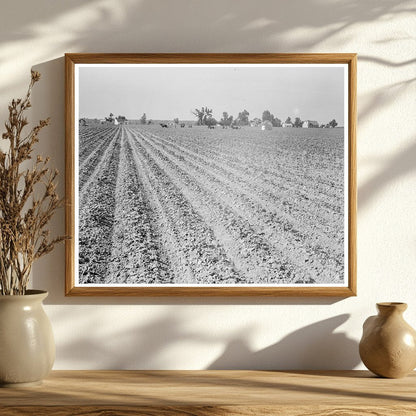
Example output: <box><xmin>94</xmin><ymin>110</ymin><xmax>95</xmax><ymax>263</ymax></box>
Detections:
<box><xmin>77</xmin><ymin>124</ymin><xmax>345</xmax><ymax>285</ymax></box>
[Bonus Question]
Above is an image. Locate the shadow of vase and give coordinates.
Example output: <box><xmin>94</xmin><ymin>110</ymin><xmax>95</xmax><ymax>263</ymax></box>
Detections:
<box><xmin>208</xmin><ymin>314</ymin><xmax>360</xmax><ymax>370</ymax></box>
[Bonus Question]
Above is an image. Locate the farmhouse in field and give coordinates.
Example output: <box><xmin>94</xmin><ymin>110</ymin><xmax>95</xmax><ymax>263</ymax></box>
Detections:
<box><xmin>302</xmin><ymin>120</ymin><xmax>319</xmax><ymax>128</ymax></box>
<box><xmin>261</xmin><ymin>120</ymin><xmax>273</xmax><ymax>130</ymax></box>
<box><xmin>116</xmin><ymin>115</ymin><xmax>128</xmax><ymax>125</ymax></box>
<box><xmin>282</xmin><ymin>121</ymin><xmax>293</xmax><ymax>127</ymax></box>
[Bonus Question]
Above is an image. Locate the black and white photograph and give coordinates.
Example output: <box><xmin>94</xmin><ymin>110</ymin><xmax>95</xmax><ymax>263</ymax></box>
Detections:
<box><xmin>66</xmin><ymin>55</ymin><xmax>356</xmax><ymax>295</ymax></box>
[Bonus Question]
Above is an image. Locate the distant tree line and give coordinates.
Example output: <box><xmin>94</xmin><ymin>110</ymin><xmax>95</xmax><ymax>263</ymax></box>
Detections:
<box><xmin>84</xmin><ymin>109</ymin><xmax>338</xmax><ymax>130</ymax></box>
<box><xmin>190</xmin><ymin>107</ymin><xmax>338</xmax><ymax>129</ymax></box>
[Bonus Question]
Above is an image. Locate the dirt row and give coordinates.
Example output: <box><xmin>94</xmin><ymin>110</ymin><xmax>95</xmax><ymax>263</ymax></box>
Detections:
<box><xmin>78</xmin><ymin>127</ymin><xmax>119</xmax><ymax>192</ymax></box>
<box><xmin>78</xmin><ymin>125</ymin><xmax>345</xmax><ymax>285</ymax></box>
<box><xmin>79</xmin><ymin>125</ymin><xmax>116</xmax><ymax>164</ymax></box>
<box><xmin>154</xmin><ymin>128</ymin><xmax>344</xmax><ymax>202</ymax></box>
<box><xmin>135</xmin><ymin>129</ymin><xmax>344</xmax><ymax>282</ymax></box>
<box><xmin>145</xmin><ymin>129</ymin><xmax>343</xmax><ymax>234</ymax></box>
<box><xmin>78</xmin><ymin>128</ymin><xmax>121</xmax><ymax>283</ymax></box>
<box><xmin>130</xmin><ymin>128</ymin><xmax>341</xmax><ymax>283</ymax></box>
<box><xmin>104</xmin><ymin>129</ymin><xmax>173</xmax><ymax>284</ymax></box>
<box><xmin>126</xmin><ymin>128</ymin><xmax>242</xmax><ymax>284</ymax></box>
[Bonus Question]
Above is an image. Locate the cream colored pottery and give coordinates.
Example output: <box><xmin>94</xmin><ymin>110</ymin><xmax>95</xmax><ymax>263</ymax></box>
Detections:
<box><xmin>0</xmin><ymin>290</ymin><xmax>55</xmax><ymax>387</ymax></box>
<box><xmin>359</xmin><ymin>302</ymin><xmax>416</xmax><ymax>378</ymax></box>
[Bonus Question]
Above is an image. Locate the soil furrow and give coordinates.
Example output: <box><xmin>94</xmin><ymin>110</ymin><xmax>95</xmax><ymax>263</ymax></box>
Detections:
<box><xmin>79</xmin><ymin>129</ymin><xmax>120</xmax><ymax>205</ymax></box>
<box><xmin>151</xmin><ymin>129</ymin><xmax>343</xmax><ymax>203</ymax></box>
<box><xmin>79</xmin><ymin>125</ymin><xmax>115</xmax><ymax>162</ymax></box>
<box><xmin>77</xmin><ymin>123</ymin><xmax>345</xmax><ymax>286</ymax></box>
<box><xmin>107</xmin><ymin>128</ymin><xmax>172</xmax><ymax>284</ymax></box>
<box><xmin>127</xmin><ymin>128</ymin><xmax>244</xmax><ymax>284</ymax></box>
<box><xmin>78</xmin><ymin>127</ymin><xmax>121</xmax><ymax>284</ymax></box>
<box><xmin>130</xmin><ymin>128</ymin><xmax>310</xmax><ymax>284</ymax></box>
<box><xmin>79</xmin><ymin>127</ymin><xmax>117</xmax><ymax>191</ymax></box>
<box><xmin>145</xmin><ymin>130</ymin><xmax>343</xmax><ymax>245</ymax></box>
<box><xmin>136</xmin><ymin>130</ymin><xmax>343</xmax><ymax>283</ymax></box>
<box><xmin>146</xmin><ymin>131</ymin><xmax>343</xmax><ymax>227</ymax></box>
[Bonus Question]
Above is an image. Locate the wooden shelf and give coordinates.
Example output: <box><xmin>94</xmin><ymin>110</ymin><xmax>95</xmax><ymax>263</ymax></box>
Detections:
<box><xmin>1</xmin><ymin>370</ymin><xmax>415</xmax><ymax>415</ymax></box>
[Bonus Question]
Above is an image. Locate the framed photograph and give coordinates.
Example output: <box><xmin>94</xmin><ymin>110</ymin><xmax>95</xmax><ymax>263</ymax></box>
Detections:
<box><xmin>65</xmin><ymin>53</ymin><xmax>356</xmax><ymax>296</ymax></box>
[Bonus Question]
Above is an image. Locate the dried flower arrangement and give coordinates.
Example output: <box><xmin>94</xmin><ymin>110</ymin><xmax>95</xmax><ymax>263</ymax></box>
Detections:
<box><xmin>0</xmin><ymin>71</ymin><xmax>65</xmax><ymax>295</ymax></box>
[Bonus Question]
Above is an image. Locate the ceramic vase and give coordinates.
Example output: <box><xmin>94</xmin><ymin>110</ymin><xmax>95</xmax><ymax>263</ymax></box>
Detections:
<box><xmin>0</xmin><ymin>290</ymin><xmax>55</xmax><ymax>387</ymax></box>
<box><xmin>359</xmin><ymin>302</ymin><xmax>416</xmax><ymax>378</ymax></box>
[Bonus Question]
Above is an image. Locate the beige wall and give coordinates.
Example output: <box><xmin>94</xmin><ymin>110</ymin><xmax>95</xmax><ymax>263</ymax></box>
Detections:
<box><xmin>1</xmin><ymin>0</ymin><xmax>415</xmax><ymax>369</ymax></box>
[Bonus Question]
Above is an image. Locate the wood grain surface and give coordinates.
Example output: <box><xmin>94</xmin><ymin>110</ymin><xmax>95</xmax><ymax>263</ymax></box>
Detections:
<box><xmin>1</xmin><ymin>370</ymin><xmax>415</xmax><ymax>415</ymax></box>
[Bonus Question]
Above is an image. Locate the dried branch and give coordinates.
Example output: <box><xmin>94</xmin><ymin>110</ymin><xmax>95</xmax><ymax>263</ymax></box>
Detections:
<box><xmin>0</xmin><ymin>70</ymin><xmax>66</xmax><ymax>295</ymax></box>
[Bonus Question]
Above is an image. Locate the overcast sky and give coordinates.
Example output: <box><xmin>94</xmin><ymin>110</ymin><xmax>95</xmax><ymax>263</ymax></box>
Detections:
<box><xmin>78</xmin><ymin>64</ymin><xmax>345</xmax><ymax>125</ymax></box>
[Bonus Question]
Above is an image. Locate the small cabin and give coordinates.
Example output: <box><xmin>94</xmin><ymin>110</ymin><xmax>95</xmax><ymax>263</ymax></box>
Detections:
<box><xmin>282</xmin><ymin>122</ymin><xmax>293</xmax><ymax>128</ymax></box>
<box><xmin>302</xmin><ymin>120</ymin><xmax>319</xmax><ymax>128</ymax></box>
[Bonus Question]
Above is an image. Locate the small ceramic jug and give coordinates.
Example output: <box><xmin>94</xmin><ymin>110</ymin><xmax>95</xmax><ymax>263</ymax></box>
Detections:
<box><xmin>359</xmin><ymin>302</ymin><xmax>416</xmax><ymax>378</ymax></box>
<box><xmin>0</xmin><ymin>290</ymin><xmax>55</xmax><ymax>387</ymax></box>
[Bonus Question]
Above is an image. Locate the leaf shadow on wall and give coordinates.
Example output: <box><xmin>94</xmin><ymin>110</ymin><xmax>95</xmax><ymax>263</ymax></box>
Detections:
<box><xmin>358</xmin><ymin>138</ymin><xmax>416</xmax><ymax>209</ymax></box>
<box><xmin>0</xmin><ymin>0</ymin><xmax>413</xmax><ymax>97</ymax></box>
<box><xmin>356</xmin><ymin>55</ymin><xmax>416</xmax><ymax>210</ymax></box>
<box><xmin>53</xmin><ymin>308</ymin><xmax>359</xmax><ymax>370</ymax></box>
<box><xmin>1</xmin><ymin>0</ymin><xmax>412</xmax><ymax>52</ymax></box>
<box><xmin>207</xmin><ymin>314</ymin><xmax>360</xmax><ymax>370</ymax></box>
<box><xmin>54</xmin><ymin>312</ymin><xmax>214</xmax><ymax>369</ymax></box>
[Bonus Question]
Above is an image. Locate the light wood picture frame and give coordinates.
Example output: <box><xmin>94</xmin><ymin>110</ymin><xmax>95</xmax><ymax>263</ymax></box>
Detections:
<box><xmin>65</xmin><ymin>53</ymin><xmax>356</xmax><ymax>296</ymax></box>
